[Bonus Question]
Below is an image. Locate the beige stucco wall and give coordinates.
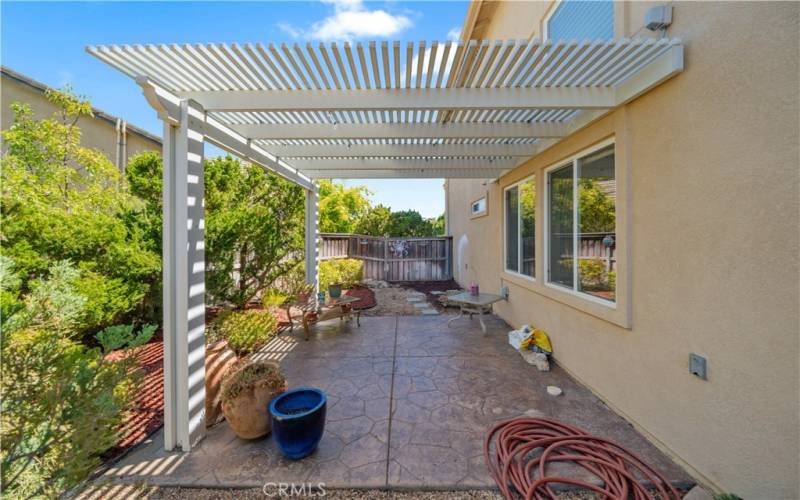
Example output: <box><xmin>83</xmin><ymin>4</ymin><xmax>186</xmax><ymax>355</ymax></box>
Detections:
<box><xmin>447</xmin><ymin>2</ymin><xmax>800</xmax><ymax>497</ymax></box>
<box><xmin>1</xmin><ymin>72</ymin><xmax>161</xmax><ymax>170</ymax></box>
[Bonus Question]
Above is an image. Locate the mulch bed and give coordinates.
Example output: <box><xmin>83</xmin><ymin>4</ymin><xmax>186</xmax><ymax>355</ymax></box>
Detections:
<box><xmin>103</xmin><ymin>333</ymin><xmax>165</xmax><ymax>461</ymax></box>
<box><xmin>343</xmin><ymin>285</ymin><xmax>377</xmax><ymax>310</ymax></box>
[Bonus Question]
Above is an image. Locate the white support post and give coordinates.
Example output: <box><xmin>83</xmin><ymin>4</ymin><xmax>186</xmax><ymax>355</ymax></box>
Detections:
<box><xmin>162</xmin><ymin>99</ymin><xmax>206</xmax><ymax>452</ymax></box>
<box><xmin>304</xmin><ymin>187</ymin><xmax>320</xmax><ymax>298</ymax></box>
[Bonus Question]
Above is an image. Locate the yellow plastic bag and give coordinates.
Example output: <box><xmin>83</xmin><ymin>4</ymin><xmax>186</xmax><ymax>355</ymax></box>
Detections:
<box><xmin>520</xmin><ymin>328</ymin><xmax>552</xmax><ymax>353</ymax></box>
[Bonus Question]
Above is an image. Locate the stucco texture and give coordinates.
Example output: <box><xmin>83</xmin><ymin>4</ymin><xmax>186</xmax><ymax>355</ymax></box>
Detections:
<box><xmin>447</xmin><ymin>2</ymin><xmax>799</xmax><ymax>497</ymax></box>
<box><xmin>1</xmin><ymin>72</ymin><xmax>160</xmax><ymax>169</ymax></box>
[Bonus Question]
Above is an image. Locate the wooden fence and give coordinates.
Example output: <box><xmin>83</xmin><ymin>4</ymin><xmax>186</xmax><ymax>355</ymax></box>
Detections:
<box><xmin>319</xmin><ymin>233</ymin><xmax>452</xmax><ymax>282</ymax></box>
<box><xmin>551</xmin><ymin>231</ymin><xmax>616</xmax><ymax>271</ymax></box>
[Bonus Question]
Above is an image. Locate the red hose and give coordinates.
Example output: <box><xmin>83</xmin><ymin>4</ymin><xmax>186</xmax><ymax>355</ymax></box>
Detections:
<box><xmin>484</xmin><ymin>417</ymin><xmax>682</xmax><ymax>500</ymax></box>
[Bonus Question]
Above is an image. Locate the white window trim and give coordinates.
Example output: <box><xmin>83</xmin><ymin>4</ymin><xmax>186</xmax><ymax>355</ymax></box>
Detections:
<box><xmin>503</xmin><ymin>174</ymin><xmax>536</xmax><ymax>282</ymax></box>
<box><xmin>543</xmin><ymin>137</ymin><xmax>616</xmax><ymax>309</ymax></box>
<box><xmin>541</xmin><ymin>0</ymin><xmax>563</xmax><ymax>40</ymax></box>
<box><xmin>470</xmin><ymin>194</ymin><xmax>488</xmax><ymax>219</ymax></box>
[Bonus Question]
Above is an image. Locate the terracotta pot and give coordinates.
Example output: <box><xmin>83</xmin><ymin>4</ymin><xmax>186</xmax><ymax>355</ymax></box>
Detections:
<box><xmin>205</xmin><ymin>340</ymin><xmax>238</xmax><ymax>428</ymax></box>
<box><xmin>222</xmin><ymin>380</ymin><xmax>289</xmax><ymax>439</ymax></box>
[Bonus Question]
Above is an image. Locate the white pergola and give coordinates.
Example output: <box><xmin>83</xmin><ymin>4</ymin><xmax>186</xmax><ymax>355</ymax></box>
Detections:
<box><xmin>87</xmin><ymin>37</ymin><xmax>683</xmax><ymax>451</ymax></box>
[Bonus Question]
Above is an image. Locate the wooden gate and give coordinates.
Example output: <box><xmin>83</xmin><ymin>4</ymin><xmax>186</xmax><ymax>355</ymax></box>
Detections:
<box><xmin>319</xmin><ymin>233</ymin><xmax>452</xmax><ymax>282</ymax></box>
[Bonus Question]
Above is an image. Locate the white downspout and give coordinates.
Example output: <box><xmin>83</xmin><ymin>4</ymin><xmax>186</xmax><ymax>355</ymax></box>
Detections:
<box><xmin>115</xmin><ymin>118</ymin><xmax>122</xmax><ymax>170</ymax></box>
<box><xmin>121</xmin><ymin>121</ymin><xmax>128</xmax><ymax>174</ymax></box>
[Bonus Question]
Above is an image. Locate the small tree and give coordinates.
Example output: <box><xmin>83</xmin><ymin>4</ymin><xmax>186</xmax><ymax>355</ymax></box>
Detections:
<box><xmin>205</xmin><ymin>156</ymin><xmax>305</xmax><ymax>307</ymax></box>
<box><xmin>318</xmin><ymin>179</ymin><xmax>372</xmax><ymax>233</ymax></box>
<box><xmin>429</xmin><ymin>213</ymin><xmax>445</xmax><ymax>236</ymax></box>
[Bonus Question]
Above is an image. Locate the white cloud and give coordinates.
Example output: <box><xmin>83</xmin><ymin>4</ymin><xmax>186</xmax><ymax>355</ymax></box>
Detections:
<box><xmin>447</xmin><ymin>27</ymin><xmax>461</xmax><ymax>41</ymax></box>
<box><xmin>408</xmin><ymin>43</ymin><xmax>457</xmax><ymax>87</ymax></box>
<box><xmin>278</xmin><ymin>22</ymin><xmax>302</xmax><ymax>38</ymax></box>
<box><xmin>277</xmin><ymin>0</ymin><xmax>413</xmax><ymax>41</ymax></box>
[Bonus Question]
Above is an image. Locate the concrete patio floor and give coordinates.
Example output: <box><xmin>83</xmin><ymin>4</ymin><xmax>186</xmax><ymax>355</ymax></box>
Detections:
<box><xmin>97</xmin><ymin>314</ymin><xmax>694</xmax><ymax>491</ymax></box>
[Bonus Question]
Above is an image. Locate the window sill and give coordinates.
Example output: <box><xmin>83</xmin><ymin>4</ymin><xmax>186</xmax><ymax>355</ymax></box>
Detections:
<box><xmin>500</xmin><ymin>271</ymin><xmax>630</xmax><ymax>329</ymax></box>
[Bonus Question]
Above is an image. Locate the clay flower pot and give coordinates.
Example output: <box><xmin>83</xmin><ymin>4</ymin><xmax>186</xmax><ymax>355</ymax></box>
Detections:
<box><xmin>205</xmin><ymin>340</ymin><xmax>238</xmax><ymax>428</ymax></box>
<box><xmin>221</xmin><ymin>361</ymin><xmax>287</xmax><ymax>440</ymax></box>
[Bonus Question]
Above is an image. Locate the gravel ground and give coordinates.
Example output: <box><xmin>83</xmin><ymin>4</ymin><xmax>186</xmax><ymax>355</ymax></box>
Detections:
<box><xmin>360</xmin><ymin>282</ymin><xmax>462</xmax><ymax>317</ymax></box>
<box><xmin>360</xmin><ymin>285</ymin><xmax>429</xmax><ymax>316</ymax></box>
<box><xmin>81</xmin><ymin>485</ymin><xmax>604</xmax><ymax>499</ymax></box>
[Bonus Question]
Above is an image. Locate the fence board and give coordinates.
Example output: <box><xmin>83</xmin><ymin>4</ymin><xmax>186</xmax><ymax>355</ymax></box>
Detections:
<box><xmin>320</xmin><ymin>233</ymin><xmax>453</xmax><ymax>282</ymax></box>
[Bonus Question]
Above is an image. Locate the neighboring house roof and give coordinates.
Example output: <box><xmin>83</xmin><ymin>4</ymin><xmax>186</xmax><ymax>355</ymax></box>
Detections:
<box><xmin>1</xmin><ymin>65</ymin><xmax>161</xmax><ymax>146</ymax></box>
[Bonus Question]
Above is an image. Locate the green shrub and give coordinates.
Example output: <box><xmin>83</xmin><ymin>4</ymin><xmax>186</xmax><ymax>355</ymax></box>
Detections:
<box><xmin>261</xmin><ymin>288</ymin><xmax>290</xmax><ymax>309</ymax></box>
<box><xmin>0</xmin><ymin>260</ymin><xmax>141</xmax><ymax>498</ymax></box>
<box><xmin>1</xmin><ymin>89</ymin><xmax>160</xmax><ymax>330</ymax></box>
<box><xmin>319</xmin><ymin>258</ymin><xmax>363</xmax><ymax>292</ymax></box>
<box><xmin>212</xmin><ymin>309</ymin><xmax>279</xmax><ymax>356</ymax></box>
<box><xmin>95</xmin><ymin>323</ymin><xmax>157</xmax><ymax>353</ymax></box>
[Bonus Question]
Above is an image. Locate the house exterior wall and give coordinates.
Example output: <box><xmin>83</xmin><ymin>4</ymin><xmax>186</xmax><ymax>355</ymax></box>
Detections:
<box><xmin>1</xmin><ymin>67</ymin><xmax>161</xmax><ymax>170</ymax></box>
<box><xmin>446</xmin><ymin>2</ymin><xmax>799</xmax><ymax>497</ymax></box>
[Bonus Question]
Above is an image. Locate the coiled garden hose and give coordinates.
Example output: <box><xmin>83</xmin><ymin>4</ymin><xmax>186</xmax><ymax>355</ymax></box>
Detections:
<box><xmin>484</xmin><ymin>417</ymin><xmax>682</xmax><ymax>500</ymax></box>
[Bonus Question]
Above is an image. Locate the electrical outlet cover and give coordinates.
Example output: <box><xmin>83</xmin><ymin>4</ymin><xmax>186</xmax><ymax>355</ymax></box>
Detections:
<box><xmin>689</xmin><ymin>353</ymin><xmax>707</xmax><ymax>380</ymax></box>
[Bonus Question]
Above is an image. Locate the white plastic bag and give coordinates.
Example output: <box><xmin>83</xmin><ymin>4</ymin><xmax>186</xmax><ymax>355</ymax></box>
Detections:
<box><xmin>508</xmin><ymin>324</ymin><xmax>531</xmax><ymax>350</ymax></box>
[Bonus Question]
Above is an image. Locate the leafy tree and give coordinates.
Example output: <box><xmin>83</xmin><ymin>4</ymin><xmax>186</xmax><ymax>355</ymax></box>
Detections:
<box><xmin>128</xmin><ymin>154</ymin><xmax>306</xmax><ymax>308</ymax></box>
<box><xmin>0</xmin><ymin>259</ymin><xmax>147</xmax><ymax>498</ymax></box>
<box><xmin>386</xmin><ymin>210</ymin><xmax>436</xmax><ymax>237</ymax></box>
<box><xmin>355</xmin><ymin>204</ymin><xmax>392</xmax><ymax>236</ymax></box>
<box><xmin>205</xmin><ymin>156</ymin><xmax>305</xmax><ymax>307</ymax></box>
<box><xmin>429</xmin><ymin>213</ymin><xmax>445</xmax><ymax>236</ymax></box>
<box><xmin>318</xmin><ymin>179</ymin><xmax>371</xmax><ymax>233</ymax></box>
<box><xmin>0</xmin><ymin>88</ymin><xmax>160</xmax><ymax>331</ymax></box>
<box><xmin>578</xmin><ymin>179</ymin><xmax>615</xmax><ymax>233</ymax></box>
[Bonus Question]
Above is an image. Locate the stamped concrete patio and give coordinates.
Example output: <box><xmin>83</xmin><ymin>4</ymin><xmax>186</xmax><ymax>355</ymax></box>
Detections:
<box><xmin>98</xmin><ymin>314</ymin><xmax>693</xmax><ymax>491</ymax></box>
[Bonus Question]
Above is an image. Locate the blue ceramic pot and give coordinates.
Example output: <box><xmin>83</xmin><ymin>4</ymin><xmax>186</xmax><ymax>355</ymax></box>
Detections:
<box><xmin>269</xmin><ymin>387</ymin><xmax>326</xmax><ymax>460</ymax></box>
<box><xmin>328</xmin><ymin>283</ymin><xmax>342</xmax><ymax>299</ymax></box>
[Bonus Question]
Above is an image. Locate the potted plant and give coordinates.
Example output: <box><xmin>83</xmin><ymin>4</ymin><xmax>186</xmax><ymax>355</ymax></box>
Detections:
<box><xmin>220</xmin><ymin>360</ymin><xmax>287</xmax><ymax>439</ymax></box>
<box><xmin>327</xmin><ymin>282</ymin><xmax>342</xmax><ymax>299</ymax></box>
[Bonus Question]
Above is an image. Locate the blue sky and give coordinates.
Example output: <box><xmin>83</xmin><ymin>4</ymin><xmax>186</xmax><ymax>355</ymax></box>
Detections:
<box><xmin>1</xmin><ymin>1</ymin><xmax>467</xmax><ymax>217</ymax></box>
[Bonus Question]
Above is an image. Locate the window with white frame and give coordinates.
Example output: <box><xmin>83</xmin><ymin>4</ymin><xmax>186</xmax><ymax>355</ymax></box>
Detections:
<box><xmin>547</xmin><ymin>143</ymin><xmax>616</xmax><ymax>303</ymax></box>
<box><xmin>505</xmin><ymin>177</ymin><xmax>536</xmax><ymax>278</ymax></box>
<box><xmin>544</xmin><ymin>0</ymin><xmax>614</xmax><ymax>41</ymax></box>
<box><xmin>471</xmin><ymin>196</ymin><xmax>487</xmax><ymax>217</ymax></box>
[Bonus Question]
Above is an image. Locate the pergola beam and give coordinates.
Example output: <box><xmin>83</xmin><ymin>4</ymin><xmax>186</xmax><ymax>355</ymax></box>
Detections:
<box><xmin>263</xmin><ymin>143</ymin><xmax>540</xmax><ymax>158</ymax></box>
<box><xmin>230</xmin><ymin>122</ymin><xmax>569</xmax><ymax>140</ymax></box>
<box><xmin>136</xmin><ymin>77</ymin><xmax>315</xmax><ymax>191</ymax></box>
<box><xmin>178</xmin><ymin>86</ymin><xmax>616</xmax><ymax>112</ymax></box>
<box><xmin>290</xmin><ymin>157</ymin><xmax>516</xmax><ymax>171</ymax></box>
<box><xmin>304</xmin><ymin>168</ymin><xmax>509</xmax><ymax>179</ymax></box>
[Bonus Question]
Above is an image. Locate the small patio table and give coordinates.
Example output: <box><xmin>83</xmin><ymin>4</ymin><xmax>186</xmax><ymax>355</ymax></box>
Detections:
<box><xmin>446</xmin><ymin>292</ymin><xmax>505</xmax><ymax>334</ymax></box>
<box><xmin>302</xmin><ymin>295</ymin><xmax>362</xmax><ymax>340</ymax></box>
